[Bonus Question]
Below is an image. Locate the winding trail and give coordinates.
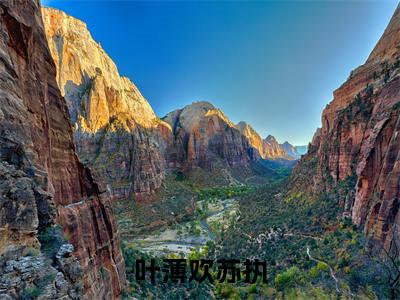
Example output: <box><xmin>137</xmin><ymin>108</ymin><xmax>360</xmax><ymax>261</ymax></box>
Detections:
<box><xmin>306</xmin><ymin>246</ymin><xmax>341</xmax><ymax>294</ymax></box>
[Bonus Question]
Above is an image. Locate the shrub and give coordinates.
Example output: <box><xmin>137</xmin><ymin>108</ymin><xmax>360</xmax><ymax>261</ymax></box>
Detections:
<box><xmin>248</xmin><ymin>283</ymin><xmax>257</xmax><ymax>294</ymax></box>
<box><xmin>22</xmin><ymin>286</ymin><xmax>41</xmax><ymax>299</ymax></box>
<box><xmin>309</xmin><ymin>267</ymin><xmax>318</xmax><ymax>278</ymax></box>
<box><xmin>38</xmin><ymin>225</ymin><xmax>67</xmax><ymax>258</ymax></box>
<box><xmin>316</xmin><ymin>262</ymin><xmax>328</xmax><ymax>272</ymax></box>
<box><xmin>36</xmin><ymin>273</ymin><xmax>56</xmax><ymax>289</ymax></box>
<box><xmin>100</xmin><ymin>266</ymin><xmax>108</xmax><ymax>278</ymax></box>
<box><xmin>274</xmin><ymin>267</ymin><xmax>300</xmax><ymax>291</ymax></box>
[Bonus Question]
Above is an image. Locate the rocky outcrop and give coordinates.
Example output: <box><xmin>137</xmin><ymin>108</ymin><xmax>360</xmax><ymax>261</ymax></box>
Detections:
<box><xmin>42</xmin><ymin>7</ymin><xmax>167</xmax><ymax>199</ymax></box>
<box><xmin>292</xmin><ymin>5</ymin><xmax>400</xmax><ymax>252</ymax></box>
<box><xmin>163</xmin><ymin>102</ymin><xmax>259</xmax><ymax>169</ymax></box>
<box><xmin>0</xmin><ymin>1</ymin><xmax>125</xmax><ymax>298</ymax></box>
<box><xmin>0</xmin><ymin>242</ymin><xmax>83</xmax><ymax>299</ymax></box>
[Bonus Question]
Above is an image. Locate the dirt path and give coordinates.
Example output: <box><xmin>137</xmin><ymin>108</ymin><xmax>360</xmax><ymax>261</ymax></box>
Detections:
<box><xmin>306</xmin><ymin>246</ymin><xmax>341</xmax><ymax>294</ymax></box>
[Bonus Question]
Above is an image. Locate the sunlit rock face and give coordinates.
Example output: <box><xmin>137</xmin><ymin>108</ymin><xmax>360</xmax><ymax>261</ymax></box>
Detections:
<box><xmin>292</xmin><ymin>5</ymin><xmax>400</xmax><ymax>252</ymax></box>
<box><xmin>42</xmin><ymin>7</ymin><xmax>168</xmax><ymax>199</ymax></box>
<box><xmin>262</xmin><ymin>135</ymin><xmax>287</xmax><ymax>160</ymax></box>
<box><xmin>163</xmin><ymin>102</ymin><xmax>259</xmax><ymax>169</ymax></box>
<box><xmin>236</xmin><ymin>121</ymin><xmax>266</xmax><ymax>159</ymax></box>
<box><xmin>236</xmin><ymin>122</ymin><xmax>300</xmax><ymax>160</ymax></box>
<box><xmin>0</xmin><ymin>1</ymin><xmax>125</xmax><ymax>298</ymax></box>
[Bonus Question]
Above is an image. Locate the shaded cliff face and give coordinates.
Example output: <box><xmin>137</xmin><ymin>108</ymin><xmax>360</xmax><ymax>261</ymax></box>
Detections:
<box><xmin>292</xmin><ymin>5</ymin><xmax>400</xmax><ymax>251</ymax></box>
<box><xmin>42</xmin><ymin>7</ymin><xmax>167</xmax><ymax>199</ymax></box>
<box><xmin>0</xmin><ymin>1</ymin><xmax>125</xmax><ymax>298</ymax></box>
<box><xmin>163</xmin><ymin>102</ymin><xmax>259</xmax><ymax>169</ymax></box>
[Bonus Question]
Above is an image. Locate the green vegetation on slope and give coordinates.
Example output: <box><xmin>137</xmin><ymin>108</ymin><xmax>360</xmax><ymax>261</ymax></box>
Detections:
<box><xmin>118</xmin><ymin>165</ymin><xmax>398</xmax><ymax>299</ymax></box>
<box><xmin>216</xmin><ymin>178</ymin><xmax>396</xmax><ymax>299</ymax></box>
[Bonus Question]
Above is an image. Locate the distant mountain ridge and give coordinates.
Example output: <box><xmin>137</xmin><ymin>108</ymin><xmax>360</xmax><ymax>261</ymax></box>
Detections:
<box><xmin>236</xmin><ymin>122</ymin><xmax>303</xmax><ymax>160</ymax></box>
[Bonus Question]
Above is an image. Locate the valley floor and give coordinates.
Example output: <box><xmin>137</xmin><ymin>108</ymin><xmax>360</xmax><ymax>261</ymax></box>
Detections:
<box><xmin>114</xmin><ymin>170</ymin><xmax>398</xmax><ymax>300</ymax></box>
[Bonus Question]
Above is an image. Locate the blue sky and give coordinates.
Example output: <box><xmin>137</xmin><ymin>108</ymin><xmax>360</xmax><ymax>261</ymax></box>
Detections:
<box><xmin>42</xmin><ymin>0</ymin><xmax>397</xmax><ymax>145</ymax></box>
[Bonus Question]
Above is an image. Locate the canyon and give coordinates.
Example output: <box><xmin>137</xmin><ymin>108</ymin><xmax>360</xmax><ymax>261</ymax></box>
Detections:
<box><xmin>42</xmin><ymin>7</ymin><xmax>301</xmax><ymax>201</ymax></box>
<box><xmin>1</xmin><ymin>0</ymin><xmax>400</xmax><ymax>299</ymax></box>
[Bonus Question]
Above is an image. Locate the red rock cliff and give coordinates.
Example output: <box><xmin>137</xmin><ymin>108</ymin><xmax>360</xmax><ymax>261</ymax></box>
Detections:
<box><xmin>163</xmin><ymin>102</ymin><xmax>260</xmax><ymax>169</ymax></box>
<box><xmin>292</xmin><ymin>5</ymin><xmax>400</xmax><ymax>251</ymax></box>
<box><xmin>0</xmin><ymin>0</ymin><xmax>125</xmax><ymax>298</ymax></box>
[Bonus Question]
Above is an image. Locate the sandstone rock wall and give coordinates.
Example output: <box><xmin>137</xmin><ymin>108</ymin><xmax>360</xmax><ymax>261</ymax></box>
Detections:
<box><xmin>163</xmin><ymin>102</ymin><xmax>260</xmax><ymax>169</ymax></box>
<box><xmin>263</xmin><ymin>135</ymin><xmax>289</xmax><ymax>160</ymax></box>
<box><xmin>292</xmin><ymin>5</ymin><xmax>400</xmax><ymax>252</ymax></box>
<box><xmin>236</xmin><ymin>121</ymin><xmax>265</xmax><ymax>159</ymax></box>
<box><xmin>42</xmin><ymin>7</ymin><xmax>167</xmax><ymax>199</ymax></box>
<box><xmin>0</xmin><ymin>1</ymin><xmax>125</xmax><ymax>298</ymax></box>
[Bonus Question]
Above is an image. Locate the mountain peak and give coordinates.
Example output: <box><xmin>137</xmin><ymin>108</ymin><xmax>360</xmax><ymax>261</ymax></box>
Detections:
<box><xmin>184</xmin><ymin>101</ymin><xmax>215</xmax><ymax>110</ymax></box>
<box><xmin>236</xmin><ymin>121</ymin><xmax>248</xmax><ymax>127</ymax></box>
<box><xmin>236</xmin><ymin>121</ymin><xmax>256</xmax><ymax>133</ymax></box>
<box><xmin>282</xmin><ymin>141</ymin><xmax>292</xmax><ymax>146</ymax></box>
<box><xmin>280</xmin><ymin>141</ymin><xmax>301</xmax><ymax>159</ymax></box>
<box><xmin>264</xmin><ymin>134</ymin><xmax>278</xmax><ymax>143</ymax></box>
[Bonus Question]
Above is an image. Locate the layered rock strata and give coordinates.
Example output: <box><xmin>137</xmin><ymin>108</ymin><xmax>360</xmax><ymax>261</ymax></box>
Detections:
<box><xmin>292</xmin><ymin>5</ymin><xmax>400</xmax><ymax>251</ymax></box>
<box><xmin>163</xmin><ymin>102</ymin><xmax>260</xmax><ymax>169</ymax></box>
<box><xmin>42</xmin><ymin>7</ymin><xmax>166</xmax><ymax>199</ymax></box>
<box><xmin>0</xmin><ymin>1</ymin><xmax>125</xmax><ymax>298</ymax></box>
